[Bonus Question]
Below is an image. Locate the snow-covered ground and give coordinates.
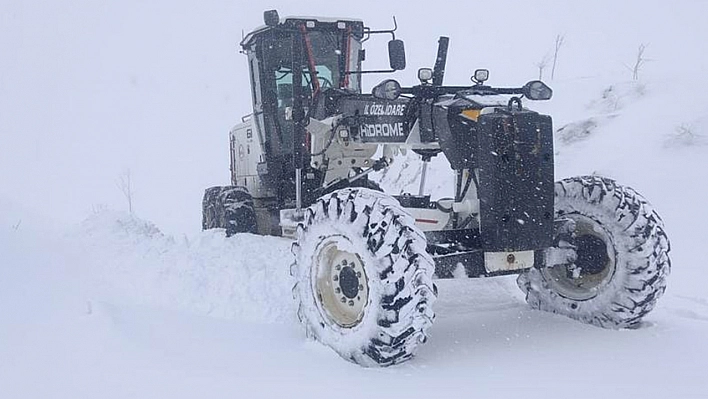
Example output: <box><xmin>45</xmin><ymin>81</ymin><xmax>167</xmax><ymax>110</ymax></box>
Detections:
<box><xmin>2</xmin><ymin>190</ymin><xmax>707</xmax><ymax>398</ymax></box>
<box><xmin>2</xmin><ymin>1</ymin><xmax>708</xmax><ymax>398</ymax></box>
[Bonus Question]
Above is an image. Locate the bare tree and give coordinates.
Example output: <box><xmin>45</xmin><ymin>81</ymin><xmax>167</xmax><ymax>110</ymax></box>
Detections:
<box><xmin>117</xmin><ymin>169</ymin><xmax>134</xmax><ymax>213</ymax></box>
<box><xmin>535</xmin><ymin>54</ymin><xmax>550</xmax><ymax>80</ymax></box>
<box><xmin>664</xmin><ymin>123</ymin><xmax>706</xmax><ymax>148</ymax></box>
<box><xmin>91</xmin><ymin>203</ymin><xmax>107</xmax><ymax>214</ymax></box>
<box><xmin>626</xmin><ymin>44</ymin><xmax>648</xmax><ymax>81</ymax></box>
<box><xmin>551</xmin><ymin>34</ymin><xmax>565</xmax><ymax>80</ymax></box>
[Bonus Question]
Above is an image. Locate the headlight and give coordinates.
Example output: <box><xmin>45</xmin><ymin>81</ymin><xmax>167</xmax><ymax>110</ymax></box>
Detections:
<box><xmin>473</xmin><ymin>69</ymin><xmax>489</xmax><ymax>83</ymax></box>
<box><xmin>523</xmin><ymin>80</ymin><xmax>553</xmax><ymax>101</ymax></box>
<box><xmin>263</xmin><ymin>10</ymin><xmax>279</xmax><ymax>27</ymax></box>
<box><xmin>372</xmin><ymin>79</ymin><xmax>402</xmax><ymax>100</ymax></box>
<box><xmin>418</xmin><ymin>68</ymin><xmax>433</xmax><ymax>82</ymax></box>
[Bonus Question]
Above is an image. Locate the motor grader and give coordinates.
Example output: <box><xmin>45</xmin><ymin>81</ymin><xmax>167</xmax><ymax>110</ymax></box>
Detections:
<box><xmin>202</xmin><ymin>10</ymin><xmax>671</xmax><ymax>367</ymax></box>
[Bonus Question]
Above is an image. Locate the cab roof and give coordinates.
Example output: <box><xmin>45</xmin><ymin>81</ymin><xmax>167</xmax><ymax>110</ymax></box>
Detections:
<box><xmin>240</xmin><ymin>16</ymin><xmax>366</xmax><ymax>49</ymax></box>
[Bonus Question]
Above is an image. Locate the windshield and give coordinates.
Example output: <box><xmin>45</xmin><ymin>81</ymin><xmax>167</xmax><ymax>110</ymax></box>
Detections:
<box><xmin>255</xmin><ymin>29</ymin><xmax>361</xmax><ymax>156</ymax></box>
<box><xmin>274</xmin><ymin>65</ymin><xmax>333</xmax><ymax>107</ymax></box>
<box><xmin>265</xmin><ymin>30</ymin><xmax>359</xmax><ymax>104</ymax></box>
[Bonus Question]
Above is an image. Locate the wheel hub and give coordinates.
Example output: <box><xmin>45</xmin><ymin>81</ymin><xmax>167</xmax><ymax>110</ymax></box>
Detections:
<box><xmin>542</xmin><ymin>213</ymin><xmax>616</xmax><ymax>301</ymax></box>
<box><xmin>314</xmin><ymin>238</ymin><xmax>369</xmax><ymax>328</ymax></box>
<box><xmin>574</xmin><ymin>235</ymin><xmax>609</xmax><ymax>275</ymax></box>
<box><xmin>338</xmin><ymin>266</ymin><xmax>360</xmax><ymax>299</ymax></box>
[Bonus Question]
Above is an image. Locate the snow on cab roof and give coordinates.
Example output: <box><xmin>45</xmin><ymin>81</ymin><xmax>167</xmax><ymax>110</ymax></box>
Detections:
<box><xmin>282</xmin><ymin>15</ymin><xmax>363</xmax><ymax>23</ymax></box>
<box><xmin>241</xmin><ymin>15</ymin><xmax>365</xmax><ymax>48</ymax></box>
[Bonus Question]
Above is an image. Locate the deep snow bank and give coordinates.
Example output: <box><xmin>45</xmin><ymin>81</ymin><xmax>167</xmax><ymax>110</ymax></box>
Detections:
<box><xmin>71</xmin><ymin>211</ymin><xmax>296</xmax><ymax>323</ymax></box>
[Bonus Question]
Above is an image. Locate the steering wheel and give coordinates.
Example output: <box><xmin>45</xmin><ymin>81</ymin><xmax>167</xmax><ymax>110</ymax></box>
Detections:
<box><xmin>317</xmin><ymin>75</ymin><xmax>333</xmax><ymax>89</ymax></box>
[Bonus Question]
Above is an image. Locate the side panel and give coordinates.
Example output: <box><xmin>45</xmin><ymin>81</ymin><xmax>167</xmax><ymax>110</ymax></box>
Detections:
<box><xmin>477</xmin><ymin>110</ymin><xmax>555</xmax><ymax>252</ymax></box>
<box><xmin>229</xmin><ymin>118</ymin><xmax>275</xmax><ymax>199</ymax></box>
<box><xmin>338</xmin><ymin>97</ymin><xmax>412</xmax><ymax>143</ymax></box>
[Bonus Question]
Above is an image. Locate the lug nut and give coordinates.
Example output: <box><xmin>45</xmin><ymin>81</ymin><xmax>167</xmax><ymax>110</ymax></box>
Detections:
<box><xmin>348</xmin><ymin>300</ymin><xmax>354</xmax><ymax>306</ymax></box>
<box><xmin>335</xmin><ymin>265</ymin><xmax>341</xmax><ymax>271</ymax></box>
<box><xmin>335</xmin><ymin>287</ymin><xmax>341</xmax><ymax>294</ymax></box>
<box><xmin>358</xmin><ymin>284</ymin><xmax>364</xmax><ymax>291</ymax></box>
<box><xmin>340</xmin><ymin>297</ymin><xmax>346</xmax><ymax>303</ymax></box>
<box><xmin>342</xmin><ymin>259</ymin><xmax>347</xmax><ymax>265</ymax></box>
<box><xmin>333</xmin><ymin>275</ymin><xmax>339</xmax><ymax>281</ymax></box>
<box><xmin>356</xmin><ymin>271</ymin><xmax>362</xmax><ymax>278</ymax></box>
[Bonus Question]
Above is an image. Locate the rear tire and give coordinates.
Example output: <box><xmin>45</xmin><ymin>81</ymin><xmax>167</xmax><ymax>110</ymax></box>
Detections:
<box><xmin>291</xmin><ymin>188</ymin><xmax>436</xmax><ymax>367</ymax></box>
<box><xmin>202</xmin><ymin>186</ymin><xmax>257</xmax><ymax>236</ymax></box>
<box><xmin>517</xmin><ymin>176</ymin><xmax>671</xmax><ymax>328</ymax></box>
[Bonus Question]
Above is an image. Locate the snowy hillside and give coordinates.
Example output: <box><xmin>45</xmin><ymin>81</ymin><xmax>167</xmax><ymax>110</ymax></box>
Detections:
<box><xmin>2</xmin><ymin>0</ymin><xmax>708</xmax><ymax>398</ymax></box>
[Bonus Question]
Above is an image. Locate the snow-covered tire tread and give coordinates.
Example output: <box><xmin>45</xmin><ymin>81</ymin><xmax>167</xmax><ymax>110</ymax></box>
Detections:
<box><xmin>202</xmin><ymin>186</ymin><xmax>257</xmax><ymax>235</ymax></box>
<box><xmin>518</xmin><ymin>175</ymin><xmax>671</xmax><ymax>329</ymax></box>
<box><xmin>291</xmin><ymin>188</ymin><xmax>436</xmax><ymax>367</ymax></box>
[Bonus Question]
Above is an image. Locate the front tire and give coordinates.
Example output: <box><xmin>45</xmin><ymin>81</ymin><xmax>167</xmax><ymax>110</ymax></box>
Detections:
<box><xmin>291</xmin><ymin>188</ymin><xmax>436</xmax><ymax>367</ymax></box>
<box><xmin>518</xmin><ymin>176</ymin><xmax>671</xmax><ymax>328</ymax></box>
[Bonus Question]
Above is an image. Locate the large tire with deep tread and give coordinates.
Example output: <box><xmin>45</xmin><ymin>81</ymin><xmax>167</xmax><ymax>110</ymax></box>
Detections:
<box><xmin>291</xmin><ymin>188</ymin><xmax>436</xmax><ymax>367</ymax></box>
<box><xmin>517</xmin><ymin>175</ymin><xmax>671</xmax><ymax>329</ymax></box>
<box><xmin>202</xmin><ymin>186</ymin><xmax>257</xmax><ymax>236</ymax></box>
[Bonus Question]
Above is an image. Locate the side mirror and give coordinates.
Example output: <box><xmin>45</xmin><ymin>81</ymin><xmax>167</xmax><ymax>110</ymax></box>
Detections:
<box><xmin>264</xmin><ymin>10</ymin><xmax>279</xmax><ymax>27</ymax></box>
<box><xmin>523</xmin><ymin>80</ymin><xmax>553</xmax><ymax>101</ymax></box>
<box><xmin>388</xmin><ymin>39</ymin><xmax>406</xmax><ymax>71</ymax></box>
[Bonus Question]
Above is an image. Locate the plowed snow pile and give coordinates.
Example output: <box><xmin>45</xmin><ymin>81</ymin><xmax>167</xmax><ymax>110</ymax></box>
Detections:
<box><xmin>74</xmin><ymin>212</ymin><xmax>296</xmax><ymax>323</ymax></box>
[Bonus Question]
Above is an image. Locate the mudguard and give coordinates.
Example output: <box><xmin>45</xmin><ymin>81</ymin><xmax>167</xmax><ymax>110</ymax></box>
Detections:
<box><xmin>477</xmin><ymin>109</ymin><xmax>555</xmax><ymax>252</ymax></box>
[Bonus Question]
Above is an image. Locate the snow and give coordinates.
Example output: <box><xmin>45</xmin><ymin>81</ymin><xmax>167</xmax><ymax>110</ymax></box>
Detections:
<box><xmin>73</xmin><ymin>211</ymin><xmax>296</xmax><ymax>323</ymax></box>
<box><xmin>2</xmin><ymin>0</ymin><xmax>708</xmax><ymax>398</ymax></box>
